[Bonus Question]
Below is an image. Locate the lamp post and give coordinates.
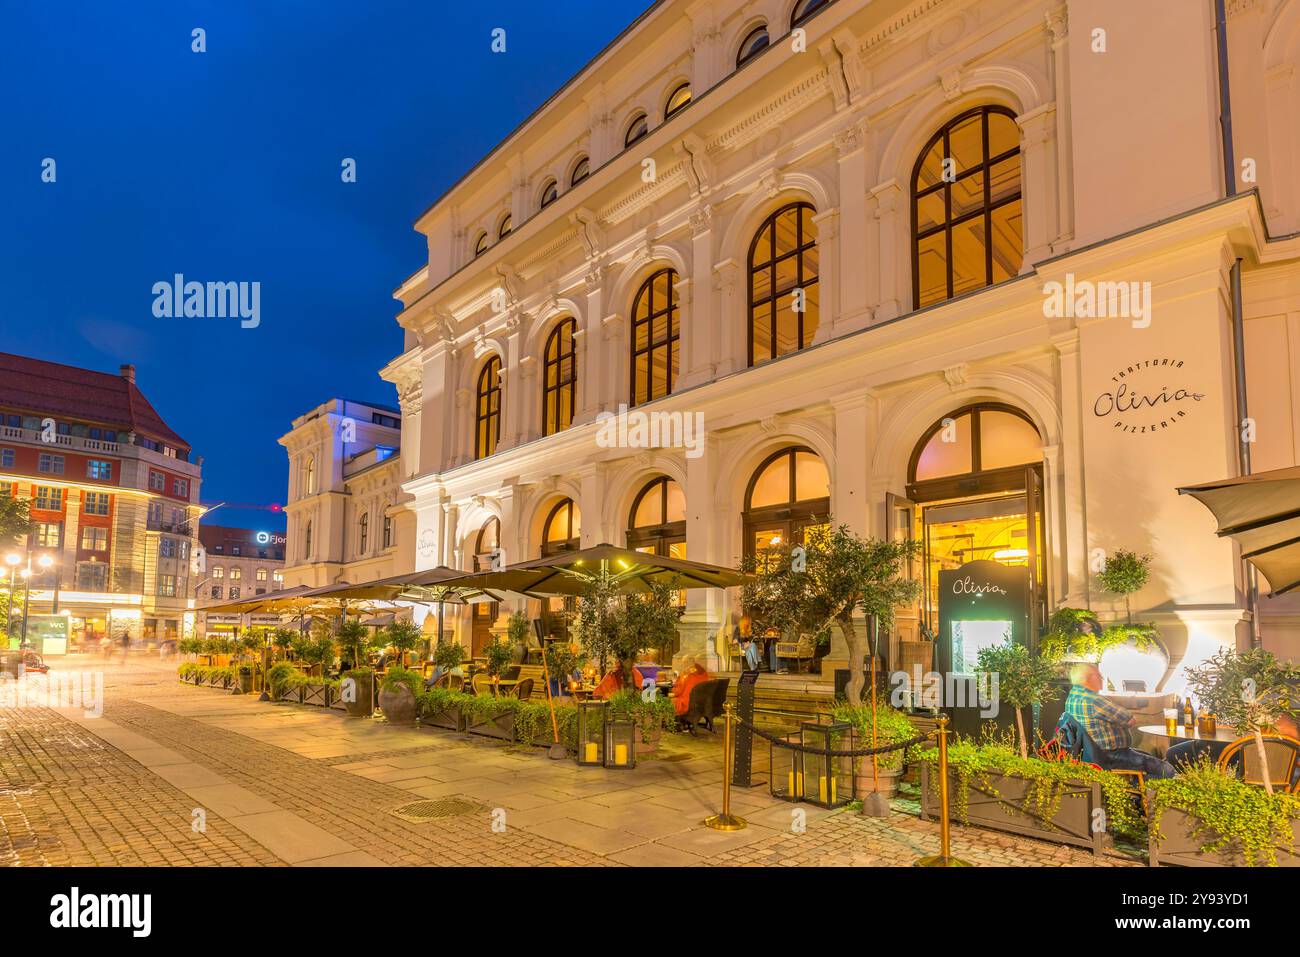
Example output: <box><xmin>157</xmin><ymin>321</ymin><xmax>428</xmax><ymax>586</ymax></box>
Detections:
<box><xmin>19</xmin><ymin>554</ymin><xmax>55</xmax><ymax>650</ymax></box>
<box><xmin>4</xmin><ymin>553</ymin><xmax>21</xmax><ymax>647</ymax></box>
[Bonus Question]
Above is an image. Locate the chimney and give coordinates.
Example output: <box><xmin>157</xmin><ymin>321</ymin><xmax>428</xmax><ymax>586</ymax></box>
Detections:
<box><xmin>120</xmin><ymin>364</ymin><xmax>136</xmax><ymax>384</ymax></box>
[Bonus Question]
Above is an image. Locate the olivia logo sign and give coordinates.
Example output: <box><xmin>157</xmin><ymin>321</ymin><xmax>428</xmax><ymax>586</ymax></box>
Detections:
<box><xmin>951</xmin><ymin>576</ymin><xmax>1008</xmax><ymax>597</ymax></box>
<box><xmin>1093</xmin><ymin>357</ymin><xmax>1205</xmax><ymax>435</ymax></box>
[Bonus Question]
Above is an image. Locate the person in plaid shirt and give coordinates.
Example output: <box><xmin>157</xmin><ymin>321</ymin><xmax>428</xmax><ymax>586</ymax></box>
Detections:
<box><xmin>1065</xmin><ymin>663</ymin><xmax>1175</xmax><ymax>778</ymax></box>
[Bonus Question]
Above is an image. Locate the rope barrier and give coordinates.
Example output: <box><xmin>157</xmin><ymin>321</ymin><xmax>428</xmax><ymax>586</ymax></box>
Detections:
<box><xmin>732</xmin><ymin>712</ymin><xmax>932</xmax><ymax>757</ymax></box>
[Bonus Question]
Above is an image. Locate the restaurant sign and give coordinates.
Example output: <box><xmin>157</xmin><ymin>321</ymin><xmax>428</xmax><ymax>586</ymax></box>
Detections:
<box><xmin>1092</xmin><ymin>356</ymin><xmax>1204</xmax><ymax>435</ymax></box>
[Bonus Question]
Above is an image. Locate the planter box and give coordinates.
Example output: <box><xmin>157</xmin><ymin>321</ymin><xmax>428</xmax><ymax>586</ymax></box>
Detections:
<box><xmin>921</xmin><ymin>764</ymin><xmax>1110</xmax><ymax>857</ymax></box>
<box><xmin>206</xmin><ymin>674</ymin><xmax>230</xmax><ymax>689</ymax></box>
<box><xmin>275</xmin><ymin>685</ymin><xmax>304</xmax><ymax>704</ymax></box>
<box><xmin>1148</xmin><ymin>800</ymin><xmax>1300</xmax><ymax>867</ymax></box>
<box><xmin>421</xmin><ymin>706</ymin><xmax>465</xmax><ymax>732</ymax></box>
<box><xmin>466</xmin><ymin>709</ymin><xmax>516</xmax><ymax>741</ymax></box>
<box><xmin>328</xmin><ymin>690</ymin><xmax>348</xmax><ymax>713</ymax></box>
<box><xmin>302</xmin><ymin>683</ymin><xmax>329</xmax><ymax>707</ymax></box>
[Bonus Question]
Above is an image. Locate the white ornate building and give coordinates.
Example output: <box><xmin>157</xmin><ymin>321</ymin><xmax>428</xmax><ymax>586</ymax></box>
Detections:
<box><xmin>367</xmin><ymin>0</ymin><xmax>1300</xmax><ymax>683</ymax></box>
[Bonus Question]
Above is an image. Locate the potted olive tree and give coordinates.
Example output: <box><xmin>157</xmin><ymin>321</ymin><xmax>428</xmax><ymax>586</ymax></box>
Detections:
<box><xmin>336</xmin><ymin>619</ymin><xmax>377</xmax><ymax>717</ymax></box>
<box><xmin>976</xmin><ymin>641</ymin><xmax>1060</xmax><ymax>759</ymax></box>
<box><xmin>378</xmin><ymin>665</ymin><xmax>423</xmax><ymax>725</ymax></box>
<box><xmin>1186</xmin><ymin>647</ymin><xmax>1300</xmax><ymax>795</ymax></box>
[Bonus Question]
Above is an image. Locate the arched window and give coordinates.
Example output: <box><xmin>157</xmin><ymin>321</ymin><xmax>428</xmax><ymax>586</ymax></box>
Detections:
<box><xmin>474</xmin><ymin>232</ymin><xmax>489</xmax><ymax>257</ymax></box>
<box><xmin>626</xmin><ymin>476</ymin><xmax>686</xmax><ymax>558</ymax></box>
<box><xmin>791</xmin><ymin>0</ymin><xmax>830</xmax><ymax>27</ymax></box>
<box><xmin>624</xmin><ymin>113</ymin><xmax>649</xmax><ymax>148</ymax></box>
<box><xmin>542</xmin><ymin>318</ymin><xmax>577</xmax><ymax>436</ymax></box>
<box><xmin>742</xmin><ymin>446</ymin><xmax>830</xmax><ymax>559</ymax></box>
<box><xmin>303</xmin><ymin>455</ymin><xmax>316</xmax><ymax>495</ymax></box>
<box><xmin>358</xmin><ymin>512</ymin><xmax>369</xmax><ymax>554</ymax></box>
<box><xmin>498</xmin><ymin>214</ymin><xmax>513</xmax><ymax>240</ymax></box>
<box><xmin>570</xmin><ymin>155</ymin><xmax>590</xmax><ymax>187</ymax></box>
<box><xmin>912</xmin><ymin>106</ymin><xmax>1023</xmax><ymax>308</ymax></box>
<box><xmin>630</xmin><ymin>269</ymin><xmax>679</xmax><ymax>406</ymax></box>
<box><xmin>471</xmin><ymin>517</ymin><xmax>502</xmax><ymax>655</ymax></box>
<box><xmin>539</xmin><ymin>179</ymin><xmax>559</xmax><ymax>210</ymax></box>
<box><xmin>664</xmin><ymin>83</ymin><xmax>691</xmax><ymax>119</ymax></box>
<box><xmin>908</xmin><ymin>403</ymin><xmax>1041</xmax><ymax>500</ymax></box>
<box><xmin>474</xmin><ymin>516</ymin><xmax>500</xmax><ymax>570</ymax></box>
<box><xmin>541</xmin><ymin>498</ymin><xmax>581</xmax><ymax>556</ymax></box>
<box><xmin>475</xmin><ymin>356</ymin><xmax>502</xmax><ymax>460</ymax></box>
<box><xmin>749</xmin><ymin>202</ymin><xmax>819</xmax><ymax>366</ymax></box>
<box><xmin>303</xmin><ymin>521</ymin><xmax>313</xmax><ymax>559</ymax></box>
<box><xmin>736</xmin><ymin>24</ymin><xmax>769</xmax><ymax>67</ymax></box>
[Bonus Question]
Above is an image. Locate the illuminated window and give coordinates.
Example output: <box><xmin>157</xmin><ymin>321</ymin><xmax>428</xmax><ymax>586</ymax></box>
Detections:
<box><xmin>542</xmin><ymin>319</ymin><xmax>577</xmax><ymax>437</ymax></box>
<box><xmin>83</xmin><ymin>492</ymin><xmax>110</xmax><ymax>516</ymax></box>
<box><xmin>749</xmin><ymin>202</ymin><xmax>819</xmax><ymax>365</ymax></box>
<box><xmin>474</xmin><ymin>232</ymin><xmax>489</xmax><ymax>257</ymax></box>
<box><xmin>627</xmin><ymin>476</ymin><xmax>686</xmax><ymax>561</ymax></box>
<box><xmin>912</xmin><ymin>106</ymin><xmax>1022</xmax><ymax>308</ymax></box>
<box><xmin>475</xmin><ymin>356</ymin><xmax>503</xmax><ymax>459</ymax></box>
<box><xmin>630</xmin><ymin>269</ymin><xmax>679</xmax><ymax>406</ymax></box>
<box><xmin>541</xmin><ymin>498</ymin><xmax>581</xmax><ymax>556</ymax></box>
<box><xmin>303</xmin><ymin>455</ymin><xmax>315</xmax><ymax>495</ymax></box>
<box><xmin>664</xmin><ymin>83</ymin><xmax>691</xmax><ymax>119</ymax></box>
<box><xmin>742</xmin><ymin>447</ymin><xmax>830</xmax><ymax>558</ymax></box>
<box><xmin>358</xmin><ymin>512</ymin><xmax>369</xmax><ymax>553</ymax></box>
<box><xmin>910</xmin><ymin>404</ymin><xmax>1040</xmax><ymax>485</ymax></box>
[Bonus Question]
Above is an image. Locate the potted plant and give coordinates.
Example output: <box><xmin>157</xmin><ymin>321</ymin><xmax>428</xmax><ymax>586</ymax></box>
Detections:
<box><xmin>236</xmin><ymin>663</ymin><xmax>254</xmax><ymax>695</ymax></box>
<box><xmin>266</xmin><ymin>661</ymin><xmax>303</xmax><ymax>702</ymax></box>
<box><xmin>830</xmin><ymin>697</ymin><xmax>919</xmax><ymax>799</ymax></box>
<box><xmin>334</xmin><ymin>618</ymin><xmax>374</xmax><ymax>672</ymax></box>
<box><xmin>1148</xmin><ymin>756</ymin><xmax>1300</xmax><ymax>866</ymax></box>
<box><xmin>608</xmin><ymin>689</ymin><xmax>676</xmax><ymax>754</ymax></box>
<box><xmin>975</xmin><ymin>641</ymin><xmax>1060</xmax><ymax>759</ymax></box>
<box><xmin>484</xmin><ymin>634</ymin><xmax>515</xmax><ymax>682</ymax></box>
<box><xmin>378</xmin><ymin>665</ymin><xmax>422</xmax><ymax>725</ymax></box>
<box><xmin>270</xmin><ymin>628</ymin><xmax>296</xmax><ymax>660</ymax></box>
<box><xmin>1186</xmin><ymin>647</ymin><xmax>1300</xmax><ymax>795</ymax></box>
<box><xmin>419</xmin><ymin>687</ymin><xmax>469</xmax><ymax>731</ymax></box>
<box><xmin>382</xmin><ymin>619</ymin><xmax>423</xmax><ymax>670</ymax></box>
<box><xmin>544</xmin><ymin>642</ymin><xmax>582</xmax><ymax>697</ymax></box>
<box><xmin>432</xmin><ymin>639</ymin><xmax>465</xmax><ymax>679</ymax></box>
<box><xmin>341</xmin><ymin>667</ymin><xmax>374</xmax><ymax>717</ymax></box>
<box><xmin>463</xmin><ymin>692</ymin><xmax>520</xmax><ymax>741</ymax></box>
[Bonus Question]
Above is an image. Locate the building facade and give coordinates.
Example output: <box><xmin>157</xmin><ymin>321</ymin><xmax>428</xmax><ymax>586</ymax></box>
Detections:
<box><xmin>0</xmin><ymin>354</ymin><xmax>202</xmax><ymax>649</ymax></box>
<box><xmin>364</xmin><ymin>0</ymin><xmax>1300</xmax><ymax>684</ymax></box>
<box><xmin>278</xmin><ymin>398</ymin><xmax>416</xmax><ymax>588</ymax></box>
<box><xmin>195</xmin><ymin>524</ymin><xmax>286</xmax><ymax>635</ymax></box>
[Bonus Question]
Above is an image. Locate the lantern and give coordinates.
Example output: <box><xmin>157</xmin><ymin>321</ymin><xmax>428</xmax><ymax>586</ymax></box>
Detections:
<box><xmin>800</xmin><ymin>720</ymin><xmax>852</xmax><ymax>809</ymax></box>
<box><xmin>605</xmin><ymin>715</ymin><xmax>637</xmax><ymax>769</ymax></box>
<box><xmin>770</xmin><ymin>731</ymin><xmax>805</xmax><ymax>802</ymax></box>
<box><xmin>576</xmin><ymin>700</ymin><xmax>606</xmax><ymax>767</ymax></box>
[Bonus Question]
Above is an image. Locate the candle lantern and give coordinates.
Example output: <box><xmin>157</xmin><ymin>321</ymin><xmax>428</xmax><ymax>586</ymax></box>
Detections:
<box><xmin>769</xmin><ymin>731</ymin><xmax>805</xmax><ymax>802</ymax></box>
<box><xmin>800</xmin><ymin>720</ymin><xmax>852</xmax><ymax>809</ymax></box>
<box><xmin>604</xmin><ymin>714</ymin><xmax>637</xmax><ymax>770</ymax></box>
<box><xmin>576</xmin><ymin>700</ymin><xmax>606</xmax><ymax>767</ymax></box>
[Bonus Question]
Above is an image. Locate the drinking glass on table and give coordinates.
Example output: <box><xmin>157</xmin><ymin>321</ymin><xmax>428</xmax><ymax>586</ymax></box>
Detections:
<box><xmin>1163</xmin><ymin>708</ymin><xmax>1178</xmax><ymax>736</ymax></box>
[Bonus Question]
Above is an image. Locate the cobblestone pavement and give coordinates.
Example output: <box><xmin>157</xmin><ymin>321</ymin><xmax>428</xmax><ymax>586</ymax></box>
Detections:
<box><xmin>1</xmin><ymin>657</ymin><xmax>1134</xmax><ymax>867</ymax></box>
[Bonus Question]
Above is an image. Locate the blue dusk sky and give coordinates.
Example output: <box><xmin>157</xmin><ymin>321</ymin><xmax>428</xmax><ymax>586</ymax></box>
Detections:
<box><xmin>0</xmin><ymin>0</ymin><xmax>649</xmax><ymax>531</ymax></box>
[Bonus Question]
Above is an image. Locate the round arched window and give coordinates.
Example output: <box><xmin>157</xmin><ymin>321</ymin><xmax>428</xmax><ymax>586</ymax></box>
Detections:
<box><xmin>742</xmin><ymin>447</ymin><xmax>830</xmax><ymax>557</ymax></box>
<box><xmin>542</xmin><ymin>498</ymin><xmax>581</xmax><ymax>556</ymax></box>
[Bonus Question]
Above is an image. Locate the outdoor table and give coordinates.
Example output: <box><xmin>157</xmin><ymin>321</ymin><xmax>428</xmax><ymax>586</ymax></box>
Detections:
<box><xmin>1136</xmin><ymin>724</ymin><xmax>1240</xmax><ymax>743</ymax></box>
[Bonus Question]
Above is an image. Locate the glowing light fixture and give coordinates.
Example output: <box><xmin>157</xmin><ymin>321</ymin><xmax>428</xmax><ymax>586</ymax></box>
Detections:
<box><xmin>993</xmin><ymin>548</ymin><xmax>1029</xmax><ymax>561</ymax></box>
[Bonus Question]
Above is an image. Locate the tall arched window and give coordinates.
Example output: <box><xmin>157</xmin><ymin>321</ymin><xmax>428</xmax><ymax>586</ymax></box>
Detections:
<box><xmin>303</xmin><ymin>455</ymin><xmax>316</xmax><ymax>495</ymax></box>
<box><xmin>736</xmin><ymin>24</ymin><xmax>769</xmax><ymax>67</ymax></box>
<box><xmin>664</xmin><ymin>83</ymin><xmax>691</xmax><ymax>119</ymax></box>
<box><xmin>626</xmin><ymin>476</ymin><xmax>686</xmax><ymax>558</ymax></box>
<box><xmin>358</xmin><ymin>512</ymin><xmax>369</xmax><ymax>554</ymax></box>
<box><xmin>791</xmin><ymin>0</ymin><xmax>830</xmax><ymax>27</ymax></box>
<box><xmin>475</xmin><ymin>356</ymin><xmax>502</xmax><ymax>460</ymax></box>
<box><xmin>570</xmin><ymin>156</ymin><xmax>590</xmax><ymax>186</ymax></box>
<box><xmin>630</xmin><ymin>269</ymin><xmax>679</xmax><ymax>406</ymax></box>
<box><xmin>474</xmin><ymin>516</ymin><xmax>501</xmax><ymax>570</ymax></box>
<box><xmin>541</xmin><ymin>498</ymin><xmax>581</xmax><ymax>556</ymax></box>
<box><xmin>912</xmin><ymin>106</ymin><xmax>1023</xmax><ymax>308</ymax></box>
<box><xmin>907</xmin><ymin>403</ymin><xmax>1041</xmax><ymax>501</ymax></box>
<box><xmin>539</xmin><ymin>179</ymin><xmax>559</xmax><ymax>209</ymax></box>
<box><xmin>471</xmin><ymin>517</ymin><xmax>502</xmax><ymax>655</ymax></box>
<box><xmin>742</xmin><ymin>446</ymin><xmax>830</xmax><ymax>559</ymax></box>
<box><xmin>542</xmin><ymin>318</ymin><xmax>577</xmax><ymax>436</ymax></box>
<box><xmin>625</xmin><ymin>113</ymin><xmax>649</xmax><ymax>148</ymax></box>
<box><xmin>749</xmin><ymin>202</ymin><xmax>819</xmax><ymax>366</ymax></box>
<box><xmin>303</xmin><ymin>521</ymin><xmax>313</xmax><ymax>559</ymax></box>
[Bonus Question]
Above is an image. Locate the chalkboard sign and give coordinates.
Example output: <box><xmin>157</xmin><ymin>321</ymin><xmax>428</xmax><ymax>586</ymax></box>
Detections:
<box><xmin>732</xmin><ymin>669</ymin><xmax>761</xmax><ymax>788</ymax></box>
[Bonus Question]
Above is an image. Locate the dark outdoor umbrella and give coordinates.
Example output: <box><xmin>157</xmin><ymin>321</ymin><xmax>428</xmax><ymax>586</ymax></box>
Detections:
<box><xmin>441</xmin><ymin>543</ymin><xmax>748</xmax><ymax>597</ymax></box>
<box><xmin>1178</xmin><ymin>466</ymin><xmax>1300</xmax><ymax>596</ymax></box>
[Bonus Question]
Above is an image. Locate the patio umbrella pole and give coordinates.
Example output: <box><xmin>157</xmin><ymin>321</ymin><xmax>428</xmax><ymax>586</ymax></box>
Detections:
<box><xmin>540</xmin><ymin>646</ymin><xmax>566</xmax><ymax>759</ymax></box>
<box><xmin>862</xmin><ymin>621</ymin><xmax>890</xmax><ymax>817</ymax></box>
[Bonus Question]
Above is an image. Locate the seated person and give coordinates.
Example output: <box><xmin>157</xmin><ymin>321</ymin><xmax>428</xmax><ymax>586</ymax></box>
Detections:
<box><xmin>737</xmin><ymin>616</ymin><xmax>762</xmax><ymax>672</ymax></box>
<box><xmin>1168</xmin><ymin>713</ymin><xmax>1300</xmax><ymax>786</ymax></box>
<box><xmin>1065</xmin><ymin>663</ymin><xmax>1175</xmax><ymax>779</ymax></box>
<box><xmin>670</xmin><ymin>655</ymin><xmax>710</xmax><ymax>717</ymax></box>
<box><xmin>594</xmin><ymin>657</ymin><xmax>646</xmax><ymax>700</ymax></box>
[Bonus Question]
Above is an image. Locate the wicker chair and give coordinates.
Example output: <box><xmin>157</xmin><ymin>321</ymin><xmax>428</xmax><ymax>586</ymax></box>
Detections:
<box><xmin>471</xmin><ymin>673</ymin><xmax>494</xmax><ymax>696</ymax></box>
<box><xmin>775</xmin><ymin>634</ymin><xmax>815</xmax><ymax>673</ymax></box>
<box><xmin>512</xmin><ymin>677</ymin><xmax>534</xmax><ymax>701</ymax></box>
<box><xmin>431</xmin><ymin>672</ymin><xmax>464</xmax><ymax>692</ymax></box>
<box><xmin>1217</xmin><ymin>733</ymin><xmax>1300</xmax><ymax>791</ymax></box>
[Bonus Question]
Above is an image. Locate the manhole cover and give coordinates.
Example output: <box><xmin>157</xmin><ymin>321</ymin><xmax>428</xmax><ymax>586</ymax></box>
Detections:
<box><xmin>392</xmin><ymin>797</ymin><xmax>486</xmax><ymax>823</ymax></box>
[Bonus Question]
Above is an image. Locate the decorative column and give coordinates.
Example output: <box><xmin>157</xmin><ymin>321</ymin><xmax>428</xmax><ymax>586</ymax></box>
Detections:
<box><xmin>1016</xmin><ymin>102</ymin><xmax>1059</xmax><ymax>269</ymax></box>
<box><xmin>678</xmin><ymin>204</ymin><xmax>715</xmax><ymax>389</ymax></box>
<box><xmin>711</xmin><ymin>258</ymin><xmax>742</xmax><ymax>376</ymax></box>
<box><xmin>600</xmin><ymin>313</ymin><xmax>625</xmax><ymax>407</ymax></box>
<box><xmin>869</xmin><ymin>179</ymin><xmax>903</xmax><ymax>320</ymax></box>
<box><xmin>1051</xmin><ymin>330</ymin><xmax>1090</xmax><ymax>606</ymax></box>
<box><xmin>834</xmin><ymin>121</ymin><xmax>871</xmax><ymax>333</ymax></box>
<box><xmin>1046</xmin><ymin>7</ymin><xmax>1075</xmax><ymax>250</ymax></box>
<box><xmin>811</xmin><ymin>207</ymin><xmax>840</xmax><ymax>344</ymax></box>
<box><xmin>578</xmin><ymin>265</ymin><xmax>607</xmax><ymax>423</ymax></box>
<box><xmin>679</xmin><ymin>432</ymin><xmax>725</xmax><ymax>671</ymax></box>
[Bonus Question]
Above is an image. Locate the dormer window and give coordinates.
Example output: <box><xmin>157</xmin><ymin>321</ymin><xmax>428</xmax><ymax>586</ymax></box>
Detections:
<box><xmin>570</xmin><ymin>156</ymin><xmax>590</xmax><ymax>186</ymax></box>
<box><xmin>474</xmin><ymin>232</ymin><xmax>489</xmax><ymax>257</ymax></box>
<box><xmin>737</xmin><ymin>24</ymin><xmax>769</xmax><ymax>66</ymax></box>
<box><xmin>539</xmin><ymin>179</ymin><xmax>559</xmax><ymax>209</ymax></box>
<box><xmin>791</xmin><ymin>0</ymin><xmax>829</xmax><ymax>27</ymax></box>
<box><xmin>624</xmin><ymin>113</ymin><xmax>649</xmax><ymax>148</ymax></box>
<box><xmin>664</xmin><ymin>83</ymin><xmax>691</xmax><ymax>119</ymax></box>
<box><xmin>498</xmin><ymin>215</ymin><xmax>512</xmax><ymax>239</ymax></box>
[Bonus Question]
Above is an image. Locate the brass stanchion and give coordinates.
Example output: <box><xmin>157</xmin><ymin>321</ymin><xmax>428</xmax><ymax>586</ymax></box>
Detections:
<box><xmin>916</xmin><ymin>715</ymin><xmax>971</xmax><ymax>867</ymax></box>
<box><xmin>703</xmin><ymin>703</ymin><xmax>747</xmax><ymax>831</ymax></box>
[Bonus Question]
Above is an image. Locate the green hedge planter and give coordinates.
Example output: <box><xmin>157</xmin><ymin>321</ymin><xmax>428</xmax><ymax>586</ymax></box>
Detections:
<box><xmin>421</xmin><ymin>705</ymin><xmax>466</xmax><ymax>732</ymax></box>
<box><xmin>466</xmin><ymin>709</ymin><xmax>516</xmax><ymax>741</ymax></box>
<box><xmin>1147</xmin><ymin>800</ymin><xmax>1300</xmax><ymax>867</ymax></box>
<box><xmin>275</xmin><ymin>684</ymin><xmax>304</xmax><ymax>704</ymax></box>
<box><xmin>921</xmin><ymin>764</ymin><xmax>1111</xmax><ymax>857</ymax></box>
<box><xmin>301</xmin><ymin>683</ymin><xmax>329</xmax><ymax>707</ymax></box>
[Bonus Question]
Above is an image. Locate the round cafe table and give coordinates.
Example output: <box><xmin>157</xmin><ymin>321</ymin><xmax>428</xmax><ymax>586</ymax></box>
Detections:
<box><xmin>1136</xmin><ymin>724</ymin><xmax>1240</xmax><ymax>745</ymax></box>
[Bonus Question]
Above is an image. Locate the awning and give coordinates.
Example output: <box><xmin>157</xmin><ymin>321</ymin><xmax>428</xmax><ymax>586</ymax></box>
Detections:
<box><xmin>1177</xmin><ymin>466</ymin><xmax>1300</xmax><ymax>596</ymax></box>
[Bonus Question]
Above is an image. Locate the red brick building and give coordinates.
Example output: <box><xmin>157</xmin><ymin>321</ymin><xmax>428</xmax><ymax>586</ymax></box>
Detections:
<box><xmin>0</xmin><ymin>353</ymin><xmax>202</xmax><ymax>650</ymax></box>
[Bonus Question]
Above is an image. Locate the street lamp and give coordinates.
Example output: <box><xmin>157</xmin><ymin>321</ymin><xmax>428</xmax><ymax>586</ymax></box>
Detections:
<box><xmin>4</xmin><ymin>553</ymin><xmax>20</xmax><ymax>646</ymax></box>
<box><xmin>18</xmin><ymin>553</ymin><xmax>55</xmax><ymax>650</ymax></box>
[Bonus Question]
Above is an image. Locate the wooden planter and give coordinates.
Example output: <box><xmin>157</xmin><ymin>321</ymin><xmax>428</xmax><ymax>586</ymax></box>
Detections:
<box><xmin>1148</xmin><ymin>800</ymin><xmax>1300</xmax><ymax>867</ymax></box>
<box><xmin>328</xmin><ymin>690</ymin><xmax>348</xmax><ymax>713</ymax></box>
<box><xmin>421</xmin><ymin>706</ymin><xmax>465</xmax><ymax>732</ymax></box>
<box><xmin>301</xmin><ymin>683</ymin><xmax>329</xmax><ymax>707</ymax></box>
<box><xmin>466</xmin><ymin>709</ymin><xmax>516</xmax><ymax>741</ymax></box>
<box><xmin>206</xmin><ymin>673</ymin><xmax>230</xmax><ymax>689</ymax></box>
<box><xmin>921</xmin><ymin>764</ymin><xmax>1110</xmax><ymax>857</ymax></box>
<box><xmin>275</xmin><ymin>684</ymin><xmax>304</xmax><ymax>704</ymax></box>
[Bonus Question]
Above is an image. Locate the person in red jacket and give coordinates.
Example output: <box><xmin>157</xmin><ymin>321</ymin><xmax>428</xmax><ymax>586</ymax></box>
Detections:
<box><xmin>594</xmin><ymin>656</ymin><xmax>645</xmax><ymax>700</ymax></box>
<box><xmin>670</xmin><ymin>655</ymin><xmax>710</xmax><ymax>717</ymax></box>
